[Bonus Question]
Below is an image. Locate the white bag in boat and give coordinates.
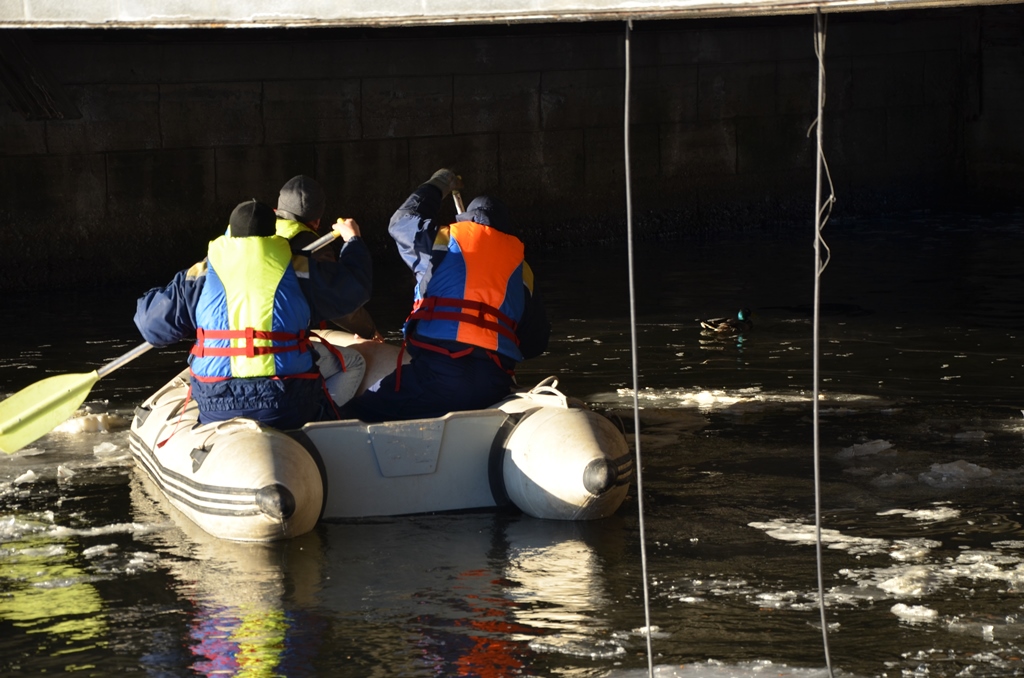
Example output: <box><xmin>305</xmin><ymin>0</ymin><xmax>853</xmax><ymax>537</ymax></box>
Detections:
<box><xmin>313</xmin><ymin>342</ymin><xmax>366</xmax><ymax>406</ymax></box>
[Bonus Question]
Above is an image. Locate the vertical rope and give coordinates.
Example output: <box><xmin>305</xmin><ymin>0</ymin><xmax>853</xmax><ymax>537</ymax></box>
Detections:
<box><xmin>811</xmin><ymin>9</ymin><xmax>836</xmax><ymax>678</ymax></box>
<box><xmin>623</xmin><ymin>18</ymin><xmax>655</xmax><ymax>678</ymax></box>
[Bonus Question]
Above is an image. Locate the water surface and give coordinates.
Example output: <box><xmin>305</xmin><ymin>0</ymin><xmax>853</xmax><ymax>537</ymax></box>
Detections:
<box><xmin>2</xmin><ymin>210</ymin><xmax>1024</xmax><ymax>677</ymax></box>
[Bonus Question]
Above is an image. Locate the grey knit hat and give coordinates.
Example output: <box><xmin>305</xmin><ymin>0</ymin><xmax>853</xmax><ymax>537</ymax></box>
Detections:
<box><xmin>277</xmin><ymin>175</ymin><xmax>326</xmax><ymax>223</ymax></box>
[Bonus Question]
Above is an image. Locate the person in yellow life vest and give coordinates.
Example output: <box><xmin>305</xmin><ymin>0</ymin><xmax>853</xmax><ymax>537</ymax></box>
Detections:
<box><xmin>275</xmin><ymin>174</ymin><xmax>381</xmax><ymax>341</ymax></box>
<box><xmin>342</xmin><ymin>169</ymin><xmax>550</xmax><ymax>422</ymax></box>
<box><xmin>134</xmin><ymin>200</ymin><xmax>373</xmax><ymax>429</ymax></box>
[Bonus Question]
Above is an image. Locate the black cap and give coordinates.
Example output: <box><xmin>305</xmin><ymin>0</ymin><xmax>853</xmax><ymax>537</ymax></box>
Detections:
<box><xmin>457</xmin><ymin>195</ymin><xmax>513</xmax><ymax>234</ymax></box>
<box><xmin>277</xmin><ymin>175</ymin><xmax>326</xmax><ymax>224</ymax></box>
<box><xmin>229</xmin><ymin>200</ymin><xmax>277</xmax><ymax>238</ymax></box>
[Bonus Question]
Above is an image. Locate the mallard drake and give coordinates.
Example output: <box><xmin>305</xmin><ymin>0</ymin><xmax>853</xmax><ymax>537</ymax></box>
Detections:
<box><xmin>700</xmin><ymin>308</ymin><xmax>753</xmax><ymax>334</ymax></box>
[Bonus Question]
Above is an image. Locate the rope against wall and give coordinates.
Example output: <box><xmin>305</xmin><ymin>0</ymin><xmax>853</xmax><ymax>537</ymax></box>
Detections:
<box><xmin>622</xmin><ymin>18</ymin><xmax>655</xmax><ymax>678</ymax></box>
<box><xmin>810</xmin><ymin>9</ymin><xmax>837</xmax><ymax>678</ymax></box>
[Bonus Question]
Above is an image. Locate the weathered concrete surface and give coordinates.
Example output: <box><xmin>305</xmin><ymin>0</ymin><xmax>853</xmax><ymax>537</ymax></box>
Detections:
<box><xmin>0</xmin><ymin>7</ymin><xmax>1021</xmax><ymax>292</ymax></box>
<box><xmin>0</xmin><ymin>0</ymin><xmax>1020</xmax><ymax>27</ymax></box>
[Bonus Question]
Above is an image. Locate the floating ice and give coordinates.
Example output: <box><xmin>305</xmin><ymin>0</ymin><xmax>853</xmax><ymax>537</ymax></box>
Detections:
<box><xmin>125</xmin><ymin>550</ymin><xmax>160</xmax><ymax>574</ymax></box>
<box><xmin>748</xmin><ymin>519</ymin><xmax>888</xmax><ymax>555</ymax></box>
<box><xmin>15</xmin><ymin>544</ymin><xmax>67</xmax><ymax>558</ymax></box>
<box><xmin>604</xmin><ymin>659</ymin><xmax>842</xmax><ymax>677</ymax></box>
<box><xmin>891</xmin><ymin>603</ymin><xmax>938</xmax><ymax>622</ymax></box>
<box><xmin>992</xmin><ymin>540</ymin><xmax>1024</xmax><ymax>549</ymax></box>
<box><xmin>836</xmin><ymin>439</ymin><xmax>893</xmax><ymax>459</ymax></box>
<box><xmin>53</xmin><ymin>412</ymin><xmax>131</xmax><ymax>434</ymax></box>
<box><xmin>50</xmin><ymin>522</ymin><xmax>162</xmax><ymax>538</ymax></box>
<box><xmin>889</xmin><ymin>539</ymin><xmax>941</xmax><ymax>562</ymax></box>
<box><xmin>82</xmin><ymin>543</ymin><xmax>119</xmax><ymax>558</ymax></box>
<box><xmin>13</xmin><ymin>470</ymin><xmax>38</xmax><ymax>484</ymax></box>
<box><xmin>919</xmin><ymin>461</ymin><xmax>992</xmax><ymax>488</ymax></box>
<box><xmin>632</xmin><ymin>625</ymin><xmax>668</xmax><ymax>638</ymax></box>
<box><xmin>93</xmin><ymin>442</ymin><xmax>123</xmax><ymax>458</ymax></box>
<box><xmin>879</xmin><ymin>506</ymin><xmax>961</xmax><ymax>522</ymax></box>
<box><xmin>878</xmin><ymin>565</ymin><xmax>942</xmax><ymax>597</ymax></box>
<box><xmin>529</xmin><ymin>633</ymin><xmax>626</xmax><ymax>659</ymax></box>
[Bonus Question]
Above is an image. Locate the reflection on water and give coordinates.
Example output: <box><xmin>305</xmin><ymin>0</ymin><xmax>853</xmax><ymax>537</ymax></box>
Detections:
<box><xmin>0</xmin><ymin>531</ymin><xmax>106</xmax><ymax>670</ymax></box>
<box><xmin>306</xmin><ymin>514</ymin><xmax>628</xmax><ymax>676</ymax></box>
<box><xmin>130</xmin><ymin>473</ymin><xmax>327</xmax><ymax>676</ymax></box>
<box><xmin>1</xmin><ymin>210</ymin><xmax>1024</xmax><ymax>676</ymax></box>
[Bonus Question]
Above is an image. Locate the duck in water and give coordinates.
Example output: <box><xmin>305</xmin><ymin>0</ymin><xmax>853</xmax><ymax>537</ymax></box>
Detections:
<box><xmin>700</xmin><ymin>308</ymin><xmax>753</xmax><ymax>335</ymax></box>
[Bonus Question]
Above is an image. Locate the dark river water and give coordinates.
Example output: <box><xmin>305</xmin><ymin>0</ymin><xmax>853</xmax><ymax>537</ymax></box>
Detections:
<box><xmin>2</xmin><ymin>209</ymin><xmax>1024</xmax><ymax>677</ymax></box>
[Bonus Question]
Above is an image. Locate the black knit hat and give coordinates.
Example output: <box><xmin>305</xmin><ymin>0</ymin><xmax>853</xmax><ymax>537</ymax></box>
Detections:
<box><xmin>229</xmin><ymin>200</ymin><xmax>277</xmax><ymax>238</ymax></box>
<box><xmin>277</xmin><ymin>175</ymin><xmax>326</xmax><ymax>223</ymax></box>
<box><xmin>457</xmin><ymin>195</ymin><xmax>513</xmax><ymax>234</ymax></box>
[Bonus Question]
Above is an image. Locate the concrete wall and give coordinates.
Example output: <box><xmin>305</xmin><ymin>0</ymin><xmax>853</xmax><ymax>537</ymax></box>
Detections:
<box><xmin>0</xmin><ymin>6</ymin><xmax>1020</xmax><ymax>292</ymax></box>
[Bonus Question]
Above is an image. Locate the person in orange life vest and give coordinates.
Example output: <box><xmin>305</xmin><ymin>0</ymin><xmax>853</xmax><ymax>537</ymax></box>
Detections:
<box><xmin>275</xmin><ymin>174</ymin><xmax>382</xmax><ymax>341</ymax></box>
<box><xmin>133</xmin><ymin>200</ymin><xmax>372</xmax><ymax>429</ymax></box>
<box><xmin>342</xmin><ymin>169</ymin><xmax>550</xmax><ymax>423</ymax></box>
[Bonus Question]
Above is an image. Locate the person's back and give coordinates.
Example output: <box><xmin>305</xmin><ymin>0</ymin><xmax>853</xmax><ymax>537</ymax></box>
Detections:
<box><xmin>275</xmin><ymin>174</ymin><xmax>380</xmax><ymax>339</ymax></box>
<box><xmin>343</xmin><ymin>169</ymin><xmax>550</xmax><ymax>423</ymax></box>
<box><xmin>135</xmin><ymin>200</ymin><xmax>367</xmax><ymax>429</ymax></box>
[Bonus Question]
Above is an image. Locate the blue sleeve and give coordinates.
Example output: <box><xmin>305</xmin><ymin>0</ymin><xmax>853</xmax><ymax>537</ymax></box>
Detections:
<box><xmin>133</xmin><ymin>267</ymin><xmax>204</xmax><ymax>347</ymax></box>
<box><xmin>388</xmin><ymin>184</ymin><xmax>445</xmax><ymax>284</ymax></box>
<box><xmin>304</xmin><ymin>237</ymin><xmax>374</xmax><ymax>324</ymax></box>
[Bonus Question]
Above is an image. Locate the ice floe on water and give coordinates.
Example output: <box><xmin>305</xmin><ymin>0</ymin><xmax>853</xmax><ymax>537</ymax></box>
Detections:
<box><xmin>82</xmin><ymin>543</ymin><xmax>119</xmax><ymax>558</ymax></box>
<box><xmin>529</xmin><ymin>633</ymin><xmax>627</xmax><ymax>659</ymax></box>
<box><xmin>52</xmin><ymin>410</ymin><xmax>131</xmax><ymax>434</ymax></box>
<box><xmin>10</xmin><ymin>446</ymin><xmax>46</xmax><ymax>457</ymax></box>
<box><xmin>593</xmin><ymin>386</ymin><xmax>755</xmax><ymax>412</ymax></box>
<box><xmin>13</xmin><ymin>469</ymin><xmax>38</xmax><ymax>484</ymax></box>
<box><xmin>835</xmin><ymin>438</ymin><xmax>1023</xmax><ymax>492</ymax></box>
<box><xmin>604</xmin><ymin>659</ymin><xmax>848</xmax><ymax>677</ymax></box>
<box><xmin>592</xmin><ymin>385</ymin><xmax>886</xmax><ymax>414</ymax></box>
<box><xmin>877</xmin><ymin>506</ymin><xmax>961</xmax><ymax>522</ymax></box>
<box><xmin>891</xmin><ymin>602</ymin><xmax>939</xmax><ymax>622</ymax></box>
<box><xmin>836</xmin><ymin>439</ymin><xmax>893</xmax><ymax>459</ymax></box>
<box><xmin>747</xmin><ymin>518</ymin><xmax>889</xmax><ymax>555</ymax></box>
<box><xmin>918</xmin><ymin>460</ymin><xmax>993</xmax><ymax>488</ymax></box>
<box><xmin>743</xmin><ymin>508</ymin><xmax>1024</xmax><ymax>620</ymax></box>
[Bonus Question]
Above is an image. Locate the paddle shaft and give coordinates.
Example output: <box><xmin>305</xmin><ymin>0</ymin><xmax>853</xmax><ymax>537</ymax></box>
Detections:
<box><xmin>452</xmin><ymin>190</ymin><xmax>466</xmax><ymax>215</ymax></box>
<box><xmin>97</xmin><ymin>341</ymin><xmax>155</xmax><ymax>379</ymax></box>
<box><xmin>303</xmin><ymin>229</ymin><xmax>341</xmax><ymax>253</ymax></box>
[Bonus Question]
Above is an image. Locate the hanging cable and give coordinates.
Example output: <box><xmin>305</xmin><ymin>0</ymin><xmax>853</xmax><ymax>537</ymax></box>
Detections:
<box><xmin>810</xmin><ymin>9</ymin><xmax>836</xmax><ymax>678</ymax></box>
<box><xmin>623</xmin><ymin>18</ymin><xmax>655</xmax><ymax>678</ymax></box>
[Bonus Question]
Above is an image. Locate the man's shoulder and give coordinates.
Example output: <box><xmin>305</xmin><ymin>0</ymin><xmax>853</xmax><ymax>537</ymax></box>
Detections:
<box><xmin>185</xmin><ymin>260</ymin><xmax>208</xmax><ymax>280</ymax></box>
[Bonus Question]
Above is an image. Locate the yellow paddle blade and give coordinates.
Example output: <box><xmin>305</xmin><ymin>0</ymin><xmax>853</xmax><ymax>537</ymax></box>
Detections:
<box><xmin>0</xmin><ymin>370</ymin><xmax>100</xmax><ymax>454</ymax></box>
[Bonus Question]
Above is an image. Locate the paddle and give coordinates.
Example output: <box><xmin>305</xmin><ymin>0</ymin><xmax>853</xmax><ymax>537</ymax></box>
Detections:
<box><xmin>0</xmin><ymin>342</ymin><xmax>154</xmax><ymax>454</ymax></box>
<box><xmin>0</xmin><ymin>230</ymin><xmax>345</xmax><ymax>454</ymax></box>
<box><xmin>452</xmin><ymin>185</ymin><xmax>466</xmax><ymax>215</ymax></box>
<box><xmin>304</xmin><ymin>229</ymin><xmax>341</xmax><ymax>252</ymax></box>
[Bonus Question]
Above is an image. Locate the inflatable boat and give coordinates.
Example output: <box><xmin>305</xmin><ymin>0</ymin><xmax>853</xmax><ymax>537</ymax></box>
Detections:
<box><xmin>128</xmin><ymin>331</ymin><xmax>634</xmax><ymax>542</ymax></box>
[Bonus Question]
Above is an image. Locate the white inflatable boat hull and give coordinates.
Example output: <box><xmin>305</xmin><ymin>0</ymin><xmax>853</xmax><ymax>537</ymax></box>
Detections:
<box><xmin>129</xmin><ymin>332</ymin><xmax>633</xmax><ymax>541</ymax></box>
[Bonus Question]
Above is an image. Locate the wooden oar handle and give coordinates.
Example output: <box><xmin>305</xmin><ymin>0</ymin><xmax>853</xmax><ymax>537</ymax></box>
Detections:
<box><xmin>452</xmin><ymin>190</ymin><xmax>466</xmax><ymax>215</ymax></box>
